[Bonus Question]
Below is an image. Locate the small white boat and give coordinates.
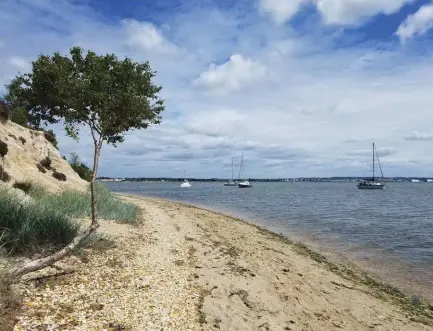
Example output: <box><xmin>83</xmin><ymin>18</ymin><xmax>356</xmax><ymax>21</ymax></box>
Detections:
<box><xmin>357</xmin><ymin>143</ymin><xmax>385</xmax><ymax>190</ymax></box>
<box><xmin>180</xmin><ymin>179</ymin><xmax>191</xmax><ymax>188</ymax></box>
<box><xmin>237</xmin><ymin>152</ymin><xmax>253</xmax><ymax>188</ymax></box>
<box><xmin>357</xmin><ymin>180</ymin><xmax>384</xmax><ymax>189</ymax></box>
<box><xmin>238</xmin><ymin>180</ymin><xmax>252</xmax><ymax>188</ymax></box>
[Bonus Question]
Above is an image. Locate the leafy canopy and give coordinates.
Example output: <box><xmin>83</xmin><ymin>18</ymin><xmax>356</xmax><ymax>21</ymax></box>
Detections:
<box><xmin>7</xmin><ymin>46</ymin><xmax>164</xmax><ymax>145</ymax></box>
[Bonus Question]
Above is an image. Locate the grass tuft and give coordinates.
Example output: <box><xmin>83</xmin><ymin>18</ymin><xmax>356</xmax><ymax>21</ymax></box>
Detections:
<box><xmin>36</xmin><ymin>184</ymin><xmax>141</xmax><ymax>224</ymax></box>
<box><xmin>0</xmin><ymin>186</ymin><xmax>80</xmax><ymax>255</ymax></box>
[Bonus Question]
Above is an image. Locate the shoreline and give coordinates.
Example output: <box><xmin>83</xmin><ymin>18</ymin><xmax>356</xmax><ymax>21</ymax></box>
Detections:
<box><xmin>12</xmin><ymin>194</ymin><xmax>433</xmax><ymax>330</ymax></box>
<box><xmin>120</xmin><ymin>193</ymin><xmax>433</xmax><ymax>302</ymax></box>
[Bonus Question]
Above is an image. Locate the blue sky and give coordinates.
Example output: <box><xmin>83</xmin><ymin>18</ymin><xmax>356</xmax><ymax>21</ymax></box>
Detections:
<box><xmin>2</xmin><ymin>0</ymin><xmax>433</xmax><ymax>178</ymax></box>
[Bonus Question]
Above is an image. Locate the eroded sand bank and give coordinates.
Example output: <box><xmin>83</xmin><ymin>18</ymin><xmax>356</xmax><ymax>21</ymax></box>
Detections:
<box><xmin>13</xmin><ymin>196</ymin><xmax>433</xmax><ymax>331</ymax></box>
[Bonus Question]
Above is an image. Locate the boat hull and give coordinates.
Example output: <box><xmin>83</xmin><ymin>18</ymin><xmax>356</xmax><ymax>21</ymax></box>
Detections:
<box><xmin>357</xmin><ymin>184</ymin><xmax>385</xmax><ymax>189</ymax></box>
<box><xmin>238</xmin><ymin>183</ymin><xmax>252</xmax><ymax>188</ymax></box>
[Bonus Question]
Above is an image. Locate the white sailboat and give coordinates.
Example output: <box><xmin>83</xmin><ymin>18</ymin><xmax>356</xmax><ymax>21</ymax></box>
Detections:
<box><xmin>224</xmin><ymin>158</ymin><xmax>237</xmax><ymax>186</ymax></box>
<box><xmin>237</xmin><ymin>152</ymin><xmax>252</xmax><ymax>188</ymax></box>
<box><xmin>180</xmin><ymin>170</ymin><xmax>191</xmax><ymax>188</ymax></box>
<box><xmin>357</xmin><ymin>143</ymin><xmax>385</xmax><ymax>190</ymax></box>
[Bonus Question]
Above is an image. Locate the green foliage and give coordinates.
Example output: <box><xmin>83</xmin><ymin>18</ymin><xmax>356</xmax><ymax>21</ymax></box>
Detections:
<box><xmin>6</xmin><ymin>46</ymin><xmax>165</xmax><ymax>146</ymax></box>
<box><xmin>0</xmin><ymin>186</ymin><xmax>80</xmax><ymax>255</ymax></box>
<box><xmin>0</xmin><ymin>140</ymin><xmax>8</xmax><ymax>157</ymax></box>
<box><xmin>68</xmin><ymin>153</ymin><xmax>92</xmax><ymax>182</ymax></box>
<box><xmin>10</xmin><ymin>107</ymin><xmax>28</xmax><ymax>127</ymax></box>
<box><xmin>37</xmin><ymin>184</ymin><xmax>141</xmax><ymax>223</ymax></box>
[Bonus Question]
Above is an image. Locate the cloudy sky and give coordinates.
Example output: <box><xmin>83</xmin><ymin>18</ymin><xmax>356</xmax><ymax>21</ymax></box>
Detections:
<box><xmin>1</xmin><ymin>0</ymin><xmax>433</xmax><ymax>178</ymax></box>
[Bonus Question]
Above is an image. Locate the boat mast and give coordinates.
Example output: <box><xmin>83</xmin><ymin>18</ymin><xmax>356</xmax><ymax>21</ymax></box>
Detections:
<box><xmin>372</xmin><ymin>142</ymin><xmax>375</xmax><ymax>181</ymax></box>
<box><xmin>238</xmin><ymin>152</ymin><xmax>243</xmax><ymax>180</ymax></box>
<box><xmin>231</xmin><ymin>158</ymin><xmax>234</xmax><ymax>180</ymax></box>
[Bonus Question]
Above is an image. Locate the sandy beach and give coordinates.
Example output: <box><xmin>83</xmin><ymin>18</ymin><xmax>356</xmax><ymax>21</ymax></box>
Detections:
<box><xmin>12</xmin><ymin>195</ymin><xmax>433</xmax><ymax>331</ymax></box>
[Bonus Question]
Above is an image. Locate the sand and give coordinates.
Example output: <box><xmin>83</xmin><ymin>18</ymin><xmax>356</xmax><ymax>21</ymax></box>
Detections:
<box><xmin>11</xmin><ymin>195</ymin><xmax>433</xmax><ymax>331</ymax></box>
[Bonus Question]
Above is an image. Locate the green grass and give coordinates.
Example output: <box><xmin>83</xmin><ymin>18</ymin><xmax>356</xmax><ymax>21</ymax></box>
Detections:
<box><xmin>36</xmin><ymin>184</ymin><xmax>141</xmax><ymax>223</ymax></box>
<box><xmin>0</xmin><ymin>186</ymin><xmax>80</xmax><ymax>255</ymax></box>
<box><xmin>0</xmin><ymin>183</ymin><xmax>140</xmax><ymax>255</ymax></box>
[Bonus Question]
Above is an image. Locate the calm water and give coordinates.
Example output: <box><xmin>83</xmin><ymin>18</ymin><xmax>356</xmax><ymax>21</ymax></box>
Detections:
<box><xmin>106</xmin><ymin>181</ymin><xmax>433</xmax><ymax>298</ymax></box>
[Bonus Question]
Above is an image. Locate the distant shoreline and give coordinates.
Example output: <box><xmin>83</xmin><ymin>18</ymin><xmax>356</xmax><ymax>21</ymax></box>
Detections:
<box><xmin>101</xmin><ymin>177</ymin><xmax>433</xmax><ymax>182</ymax></box>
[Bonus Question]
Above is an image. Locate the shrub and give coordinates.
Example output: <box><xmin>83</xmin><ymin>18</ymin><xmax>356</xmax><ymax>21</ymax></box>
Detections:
<box><xmin>0</xmin><ymin>100</ymin><xmax>11</xmax><ymax>119</ymax></box>
<box><xmin>0</xmin><ymin>165</ymin><xmax>11</xmax><ymax>183</ymax></box>
<box><xmin>52</xmin><ymin>171</ymin><xmax>66</xmax><ymax>181</ymax></box>
<box><xmin>40</xmin><ymin>157</ymin><xmax>52</xmax><ymax>169</ymax></box>
<box><xmin>12</xmin><ymin>181</ymin><xmax>32</xmax><ymax>194</ymax></box>
<box><xmin>10</xmin><ymin>107</ymin><xmax>28</xmax><ymax>127</ymax></box>
<box><xmin>0</xmin><ymin>186</ymin><xmax>80</xmax><ymax>255</ymax></box>
<box><xmin>18</xmin><ymin>136</ymin><xmax>26</xmax><ymax>145</ymax></box>
<box><xmin>43</xmin><ymin>130</ymin><xmax>58</xmax><ymax>149</ymax></box>
<box><xmin>0</xmin><ymin>140</ymin><xmax>8</xmax><ymax>157</ymax></box>
<box><xmin>36</xmin><ymin>163</ymin><xmax>46</xmax><ymax>173</ymax></box>
<box><xmin>68</xmin><ymin>153</ymin><xmax>92</xmax><ymax>182</ymax></box>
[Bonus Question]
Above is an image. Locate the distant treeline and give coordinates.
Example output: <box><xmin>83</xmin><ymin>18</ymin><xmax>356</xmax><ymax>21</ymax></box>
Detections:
<box><xmin>97</xmin><ymin>177</ymin><xmax>433</xmax><ymax>182</ymax></box>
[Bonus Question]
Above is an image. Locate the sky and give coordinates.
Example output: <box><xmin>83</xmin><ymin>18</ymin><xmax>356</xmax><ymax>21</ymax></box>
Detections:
<box><xmin>1</xmin><ymin>0</ymin><xmax>433</xmax><ymax>178</ymax></box>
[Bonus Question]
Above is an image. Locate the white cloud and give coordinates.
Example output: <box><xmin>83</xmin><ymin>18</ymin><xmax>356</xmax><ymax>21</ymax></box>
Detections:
<box><xmin>404</xmin><ymin>131</ymin><xmax>433</xmax><ymax>141</ymax></box>
<box><xmin>8</xmin><ymin>56</ymin><xmax>31</xmax><ymax>71</ymax></box>
<box><xmin>194</xmin><ymin>54</ymin><xmax>267</xmax><ymax>93</ymax></box>
<box><xmin>260</xmin><ymin>0</ymin><xmax>309</xmax><ymax>24</ymax></box>
<box><xmin>122</xmin><ymin>19</ymin><xmax>178</xmax><ymax>53</ymax></box>
<box><xmin>260</xmin><ymin>0</ymin><xmax>415</xmax><ymax>25</ymax></box>
<box><xmin>396</xmin><ymin>3</ymin><xmax>433</xmax><ymax>42</ymax></box>
<box><xmin>315</xmin><ymin>0</ymin><xmax>415</xmax><ymax>25</ymax></box>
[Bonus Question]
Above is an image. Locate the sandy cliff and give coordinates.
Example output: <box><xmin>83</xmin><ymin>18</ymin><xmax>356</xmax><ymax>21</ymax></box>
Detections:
<box><xmin>0</xmin><ymin>119</ymin><xmax>88</xmax><ymax>192</ymax></box>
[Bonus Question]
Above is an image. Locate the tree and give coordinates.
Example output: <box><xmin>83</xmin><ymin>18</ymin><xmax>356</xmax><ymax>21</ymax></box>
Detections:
<box><xmin>6</xmin><ymin>46</ymin><xmax>164</xmax><ymax>280</ymax></box>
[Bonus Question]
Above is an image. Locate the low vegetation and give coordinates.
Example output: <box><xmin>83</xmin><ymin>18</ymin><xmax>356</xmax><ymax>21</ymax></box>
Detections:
<box><xmin>0</xmin><ymin>186</ymin><xmax>79</xmax><ymax>255</ymax></box>
<box><xmin>0</xmin><ymin>184</ymin><xmax>140</xmax><ymax>256</ymax></box>
<box><xmin>36</xmin><ymin>184</ymin><xmax>141</xmax><ymax>223</ymax></box>
<box><xmin>12</xmin><ymin>181</ymin><xmax>32</xmax><ymax>193</ymax></box>
<box><xmin>0</xmin><ymin>140</ymin><xmax>8</xmax><ymax>157</ymax></box>
<box><xmin>35</xmin><ymin>163</ymin><xmax>46</xmax><ymax>173</ymax></box>
<box><xmin>43</xmin><ymin>130</ymin><xmax>58</xmax><ymax>149</ymax></box>
<box><xmin>68</xmin><ymin>153</ymin><xmax>92</xmax><ymax>182</ymax></box>
<box><xmin>39</xmin><ymin>157</ymin><xmax>52</xmax><ymax>169</ymax></box>
<box><xmin>18</xmin><ymin>136</ymin><xmax>26</xmax><ymax>145</ymax></box>
<box><xmin>52</xmin><ymin>171</ymin><xmax>67</xmax><ymax>181</ymax></box>
<box><xmin>0</xmin><ymin>165</ymin><xmax>11</xmax><ymax>183</ymax></box>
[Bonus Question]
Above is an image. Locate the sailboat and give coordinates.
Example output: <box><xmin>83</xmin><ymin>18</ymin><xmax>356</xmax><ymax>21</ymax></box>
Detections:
<box><xmin>237</xmin><ymin>152</ymin><xmax>252</xmax><ymax>188</ymax></box>
<box><xmin>180</xmin><ymin>170</ymin><xmax>191</xmax><ymax>188</ymax></box>
<box><xmin>224</xmin><ymin>158</ymin><xmax>237</xmax><ymax>186</ymax></box>
<box><xmin>357</xmin><ymin>143</ymin><xmax>385</xmax><ymax>190</ymax></box>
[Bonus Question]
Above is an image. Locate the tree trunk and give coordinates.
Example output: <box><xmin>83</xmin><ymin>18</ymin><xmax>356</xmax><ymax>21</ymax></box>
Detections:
<box><xmin>7</xmin><ymin>139</ymin><xmax>103</xmax><ymax>282</ymax></box>
<box><xmin>90</xmin><ymin>140</ymin><xmax>102</xmax><ymax>226</ymax></box>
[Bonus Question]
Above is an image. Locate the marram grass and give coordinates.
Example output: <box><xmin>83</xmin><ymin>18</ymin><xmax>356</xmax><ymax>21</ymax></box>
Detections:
<box><xmin>0</xmin><ymin>183</ymin><xmax>140</xmax><ymax>255</ymax></box>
